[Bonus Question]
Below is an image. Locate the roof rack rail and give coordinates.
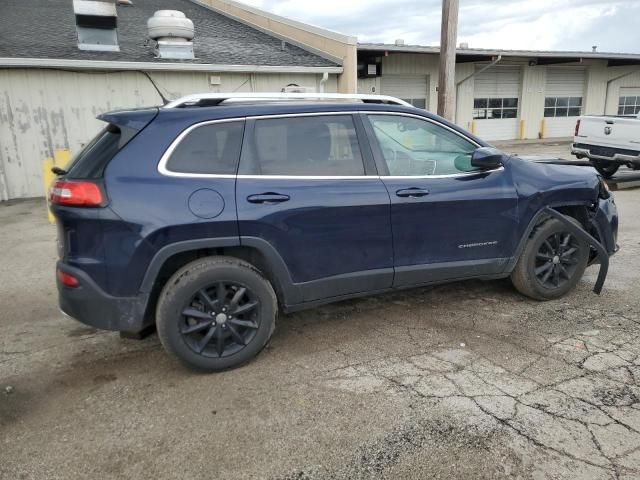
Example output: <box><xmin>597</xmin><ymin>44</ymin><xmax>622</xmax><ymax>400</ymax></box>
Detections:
<box><xmin>163</xmin><ymin>92</ymin><xmax>413</xmax><ymax>109</ymax></box>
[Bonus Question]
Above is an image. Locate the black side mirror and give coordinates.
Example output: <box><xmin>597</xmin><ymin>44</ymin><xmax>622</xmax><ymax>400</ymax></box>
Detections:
<box><xmin>471</xmin><ymin>147</ymin><xmax>505</xmax><ymax>170</ymax></box>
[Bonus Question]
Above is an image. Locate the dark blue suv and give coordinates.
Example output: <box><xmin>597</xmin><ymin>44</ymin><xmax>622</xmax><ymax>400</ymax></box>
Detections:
<box><xmin>50</xmin><ymin>93</ymin><xmax>618</xmax><ymax>371</ymax></box>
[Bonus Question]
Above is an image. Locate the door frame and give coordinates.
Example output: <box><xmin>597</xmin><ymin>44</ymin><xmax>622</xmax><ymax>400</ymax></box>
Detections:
<box><xmin>359</xmin><ymin>111</ymin><xmax>516</xmax><ymax>287</ymax></box>
<box><xmin>235</xmin><ymin>111</ymin><xmax>395</xmax><ymax>302</ymax></box>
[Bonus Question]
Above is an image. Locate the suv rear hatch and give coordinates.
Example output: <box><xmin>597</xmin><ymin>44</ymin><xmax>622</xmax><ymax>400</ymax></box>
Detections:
<box><xmin>50</xmin><ymin>108</ymin><xmax>158</xmax><ymax>289</ymax></box>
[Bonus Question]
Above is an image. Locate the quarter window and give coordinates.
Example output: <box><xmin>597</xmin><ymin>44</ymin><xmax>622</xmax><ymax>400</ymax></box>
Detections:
<box><xmin>166</xmin><ymin>121</ymin><xmax>244</xmax><ymax>175</ymax></box>
<box><xmin>544</xmin><ymin>97</ymin><xmax>582</xmax><ymax>117</ymax></box>
<box><xmin>618</xmin><ymin>96</ymin><xmax>640</xmax><ymax>116</ymax></box>
<box><xmin>473</xmin><ymin>98</ymin><xmax>518</xmax><ymax>119</ymax></box>
<box><xmin>368</xmin><ymin>114</ymin><xmax>477</xmax><ymax>176</ymax></box>
<box><xmin>243</xmin><ymin>115</ymin><xmax>365</xmax><ymax>176</ymax></box>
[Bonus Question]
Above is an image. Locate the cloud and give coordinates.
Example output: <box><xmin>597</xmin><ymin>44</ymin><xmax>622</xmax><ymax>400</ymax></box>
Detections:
<box><xmin>237</xmin><ymin>0</ymin><xmax>639</xmax><ymax>52</ymax></box>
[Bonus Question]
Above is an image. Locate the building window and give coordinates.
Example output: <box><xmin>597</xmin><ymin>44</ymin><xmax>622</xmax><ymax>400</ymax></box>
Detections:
<box><xmin>473</xmin><ymin>98</ymin><xmax>518</xmax><ymax>119</ymax></box>
<box><xmin>544</xmin><ymin>97</ymin><xmax>582</xmax><ymax>117</ymax></box>
<box><xmin>401</xmin><ymin>98</ymin><xmax>427</xmax><ymax>109</ymax></box>
<box><xmin>618</xmin><ymin>96</ymin><xmax>640</xmax><ymax>116</ymax></box>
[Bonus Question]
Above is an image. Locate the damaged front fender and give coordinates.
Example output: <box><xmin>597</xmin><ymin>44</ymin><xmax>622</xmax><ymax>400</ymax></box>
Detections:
<box><xmin>543</xmin><ymin>207</ymin><xmax>609</xmax><ymax>295</ymax></box>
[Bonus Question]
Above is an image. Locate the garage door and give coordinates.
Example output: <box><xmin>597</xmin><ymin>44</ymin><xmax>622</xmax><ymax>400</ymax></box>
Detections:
<box><xmin>473</xmin><ymin>66</ymin><xmax>521</xmax><ymax>141</ymax></box>
<box><xmin>618</xmin><ymin>87</ymin><xmax>640</xmax><ymax>116</ymax></box>
<box><xmin>544</xmin><ymin>67</ymin><xmax>585</xmax><ymax>138</ymax></box>
<box><xmin>381</xmin><ymin>75</ymin><xmax>429</xmax><ymax>109</ymax></box>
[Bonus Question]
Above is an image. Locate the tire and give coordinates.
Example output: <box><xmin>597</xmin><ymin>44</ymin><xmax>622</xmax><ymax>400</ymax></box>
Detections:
<box><xmin>591</xmin><ymin>160</ymin><xmax>620</xmax><ymax>179</ymax></box>
<box><xmin>156</xmin><ymin>256</ymin><xmax>277</xmax><ymax>371</ymax></box>
<box><xmin>511</xmin><ymin>218</ymin><xmax>589</xmax><ymax>301</ymax></box>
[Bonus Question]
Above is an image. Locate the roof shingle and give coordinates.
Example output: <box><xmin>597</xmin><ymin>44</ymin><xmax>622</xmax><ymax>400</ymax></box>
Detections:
<box><xmin>0</xmin><ymin>0</ymin><xmax>339</xmax><ymax>68</ymax></box>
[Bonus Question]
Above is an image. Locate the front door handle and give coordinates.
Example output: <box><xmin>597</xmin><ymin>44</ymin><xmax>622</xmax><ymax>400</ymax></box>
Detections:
<box><xmin>247</xmin><ymin>192</ymin><xmax>290</xmax><ymax>204</ymax></box>
<box><xmin>395</xmin><ymin>188</ymin><xmax>430</xmax><ymax>198</ymax></box>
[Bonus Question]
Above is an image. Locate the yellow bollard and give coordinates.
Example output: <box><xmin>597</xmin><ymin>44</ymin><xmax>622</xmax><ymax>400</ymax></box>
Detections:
<box><xmin>540</xmin><ymin>119</ymin><xmax>546</xmax><ymax>139</ymax></box>
<box><xmin>43</xmin><ymin>148</ymin><xmax>71</xmax><ymax>223</ymax></box>
<box><xmin>470</xmin><ymin>120</ymin><xmax>477</xmax><ymax>135</ymax></box>
<box><xmin>519</xmin><ymin>120</ymin><xmax>525</xmax><ymax>140</ymax></box>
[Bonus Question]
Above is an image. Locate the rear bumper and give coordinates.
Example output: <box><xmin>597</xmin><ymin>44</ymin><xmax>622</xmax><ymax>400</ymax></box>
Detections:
<box><xmin>57</xmin><ymin>262</ymin><xmax>149</xmax><ymax>333</ymax></box>
<box><xmin>572</xmin><ymin>143</ymin><xmax>640</xmax><ymax>165</ymax></box>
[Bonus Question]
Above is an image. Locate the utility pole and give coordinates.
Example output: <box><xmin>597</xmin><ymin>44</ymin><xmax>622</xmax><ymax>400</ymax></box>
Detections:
<box><xmin>437</xmin><ymin>0</ymin><xmax>459</xmax><ymax>121</ymax></box>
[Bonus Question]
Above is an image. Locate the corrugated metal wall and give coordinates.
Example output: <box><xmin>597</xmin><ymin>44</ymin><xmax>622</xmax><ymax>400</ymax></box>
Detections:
<box><xmin>0</xmin><ymin>68</ymin><xmax>337</xmax><ymax>200</ymax></box>
<box><xmin>358</xmin><ymin>54</ymin><xmax>633</xmax><ymax>141</ymax></box>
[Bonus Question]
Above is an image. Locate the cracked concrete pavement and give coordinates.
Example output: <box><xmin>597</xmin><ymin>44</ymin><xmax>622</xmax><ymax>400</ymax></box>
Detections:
<box><xmin>2</xmin><ymin>141</ymin><xmax>640</xmax><ymax>479</ymax></box>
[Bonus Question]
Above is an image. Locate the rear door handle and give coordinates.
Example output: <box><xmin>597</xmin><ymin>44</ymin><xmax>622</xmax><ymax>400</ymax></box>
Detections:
<box><xmin>246</xmin><ymin>192</ymin><xmax>290</xmax><ymax>204</ymax></box>
<box><xmin>395</xmin><ymin>188</ymin><xmax>430</xmax><ymax>198</ymax></box>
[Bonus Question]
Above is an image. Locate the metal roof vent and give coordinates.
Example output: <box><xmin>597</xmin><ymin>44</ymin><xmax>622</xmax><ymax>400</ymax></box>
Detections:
<box><xmin>395</xmin><ymin>39</ymin><xmax>406</xmax><ymax>46</ymax></box>
<box><xmin>148</xmin><ymin>10</ymin><xmax>195</xmax><ymax>60</ymax></box>
<box><xmin>73</xmin><ymin>0</ymin><xmax>119</xmax><ymax>52</ymax></box>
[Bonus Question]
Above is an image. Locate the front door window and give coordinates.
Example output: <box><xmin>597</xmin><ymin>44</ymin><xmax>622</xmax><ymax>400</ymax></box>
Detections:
<box><xmin>368</xmin><ymin>114</ymin><xmax>477</xmax><ymax>176</ymax></box>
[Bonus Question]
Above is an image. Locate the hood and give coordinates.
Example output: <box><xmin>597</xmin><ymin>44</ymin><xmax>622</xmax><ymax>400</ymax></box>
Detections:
<box><xmin>508</xmin><ymin>155</ymin><xmax>601</xmax><ymax>206</ymax></box>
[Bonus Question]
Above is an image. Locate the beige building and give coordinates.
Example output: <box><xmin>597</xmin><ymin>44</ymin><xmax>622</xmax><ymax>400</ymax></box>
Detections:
<box><xmin>0</xmin><ymin>0</ymin><xmax>356</xmax><ymax>201</ymax></box>
<box><xmin>2</xmin><ymin>0</ymin><xmax>639</xmax><ymax>201</ymax></box>
<box><xmin>358</xmin><ymin>44</ymin><xmax>640</xmax><ymax>141</ymax></box>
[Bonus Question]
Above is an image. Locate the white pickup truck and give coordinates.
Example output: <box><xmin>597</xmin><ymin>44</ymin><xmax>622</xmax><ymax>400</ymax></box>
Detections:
<box><xmin>571</xmin><ymin>114</ymin><xmax>640</xmax><ymax>178</ymax></box>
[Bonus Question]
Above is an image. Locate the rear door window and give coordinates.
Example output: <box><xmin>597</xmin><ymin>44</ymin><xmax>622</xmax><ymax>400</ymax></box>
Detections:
<box><xmin>165</xmin><ymin>121</ymin><xmax>245</xmax><ymax>175</ymax></box>
<box><xmin>241</xmin><ymin>115</ymin><xmax>365</xmax><ymax>176</ymax></box>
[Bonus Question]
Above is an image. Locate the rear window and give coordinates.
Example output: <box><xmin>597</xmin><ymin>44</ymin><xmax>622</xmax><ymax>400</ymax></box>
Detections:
<box><xmin>165</xmin><ymin>121</ymin><xmax>245</xmax><ymax>175</ymax></box>
<box><xmin>240</xmin><ymin>115</ymin><xmax>364</xmax><ymax>176</ymax></box>
<box><xmin>65</xmin><ymin>124</ymin><xmax>126</xmax><ymax>179</ymax></box>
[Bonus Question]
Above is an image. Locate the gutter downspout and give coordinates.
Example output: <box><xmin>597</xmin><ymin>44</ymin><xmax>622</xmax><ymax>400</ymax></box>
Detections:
<box><xmin>454</xmin><ymin>55</ymin><xmax>502</xmax><ymax>123</ymax></box>
<box><xmin>319</xmin><ymin>71</ymin><xmax>329</xmax><ymax>93</ymax></box>
<box><xmin>604</xmin><ymin>68</ymin><xmax>640</xmax><ymax>114</ymax></box>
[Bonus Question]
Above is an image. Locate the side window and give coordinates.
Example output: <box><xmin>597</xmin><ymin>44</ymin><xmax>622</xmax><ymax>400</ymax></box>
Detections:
<box><xmin>165</xmin><ymin>121</ymin><xmax>244</xmax><ymax>175</ymax></box>
<box><xmin>544</xmin><ymin>97</ymin><xmax>583</xmax><ymax>117</ymax></box>
<box><xmin>618</xmin><ymin>96</ymin><xmax>640</xmax><ymax>116</ymax></box>
<box><xmin>473</xmin><ymin>98</ymin><xmax>518</xmax><ymax>119</ymax></box>
<box><xmin>244</xmin><ymin>115</ymin><xmax>365</xmax><ymax>176</ymax></box>
<box><xmin>368</xmin><ymin>114</ymin><xmax>477</xmax><ymax>176</ymax></box>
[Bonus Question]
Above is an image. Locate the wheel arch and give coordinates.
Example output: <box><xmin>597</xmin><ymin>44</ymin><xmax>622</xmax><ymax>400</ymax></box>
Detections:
<box><xmin>507</xmin><ymin>204</ymin><xmax>609</xmax><ymax>294</ymax></box>
<box><xmin>507</xmin><ymin>202</ymin><xmax>592</xmax><ymax>273</ymax></box>
<box><xmin>139</xmin><ymin>238</ymin><xmax>300</xmax><ymax>322</ymax></box>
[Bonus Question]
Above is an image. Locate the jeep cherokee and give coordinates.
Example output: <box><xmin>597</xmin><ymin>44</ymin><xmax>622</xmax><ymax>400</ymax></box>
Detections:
<box><xmin>49</xmin><ymin>93</ymin><xmax>619</xmax><ymax>371</ymax></box>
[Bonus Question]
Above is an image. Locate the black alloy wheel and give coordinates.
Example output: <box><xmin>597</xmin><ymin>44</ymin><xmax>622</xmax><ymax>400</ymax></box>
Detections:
<box><xmin>156</xmin><ymin>256</ymin><xmax>277</xmax><ymax>371</ymax></box>
<box><xmin>533</xmin><ymin>232</ymin><xmax>581</xmax><ymax>289</ymax></box>
<box><xmin>180</xmin><ymin>282</ymin><xmax>260</xmax><ymax>358</ymax></box>
<box><xmin>511</xmin><ymin>218</ymin><xmax>589</xmax><ymax>300</ymax></box>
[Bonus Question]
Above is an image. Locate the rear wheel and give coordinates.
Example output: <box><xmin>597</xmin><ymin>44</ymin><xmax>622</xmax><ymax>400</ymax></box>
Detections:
<box><xmin>592</xmin><ymin>160</ymin><xmax>619</xmax><ymax>179</ymax></box>
<box><xmin>511</xmin><ymin>218</ymin><xmax>589</xmax><ymax>300</ymax></box>
<box><xmin>156</xmin><ymin>256</ymin><xmax>277</xmax><ymax>371</ymax></box>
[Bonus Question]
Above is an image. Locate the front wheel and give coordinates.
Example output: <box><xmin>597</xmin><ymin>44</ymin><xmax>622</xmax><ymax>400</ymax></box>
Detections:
<box><xmin>156</xmin><ymin>256</ymin><xmax>277</xmax><ymax>371</ymax></box>
<box><xmin>592</xmin><ymin>160</ymin><xmax>620</xmax><ymax>179</ymax></box>
<box><xmin>511</xmin><ymin>218</ymin><xmax>589</xmax><ymax>300</ymax></box>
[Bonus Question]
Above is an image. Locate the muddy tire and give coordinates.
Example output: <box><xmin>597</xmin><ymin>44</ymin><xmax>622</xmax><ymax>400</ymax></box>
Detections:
<box><xmin>156</xmin><ymin>256</ymin><xmax>277</xmax><ymax>372</ymax></box>
<box><xmin>511</xmin><ymin>218</ymin><xmax>589</xmax><ymax>301</ymax></box>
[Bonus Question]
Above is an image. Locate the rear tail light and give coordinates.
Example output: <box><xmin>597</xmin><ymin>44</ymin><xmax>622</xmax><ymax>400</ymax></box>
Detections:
<box><xmin>574</xmin><ymin>119</ymin><xmax>581</xmax><ymax>137</ymax></box>
<box><xmin>49</xmin><ymin>179</ymin><xmax>104</xmax><ymax>207</ymax></box>
<box><xmin>57</xmin><ymin>269</ymin><xmax>80</xmax><ymax>288</ymax></box>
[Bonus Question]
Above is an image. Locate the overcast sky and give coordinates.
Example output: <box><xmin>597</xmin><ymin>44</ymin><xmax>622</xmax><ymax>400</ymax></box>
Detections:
<box><xmin>239</xmin><ymin>0</ymin><xmax>639</xmax><ymax>53</ymax></box>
